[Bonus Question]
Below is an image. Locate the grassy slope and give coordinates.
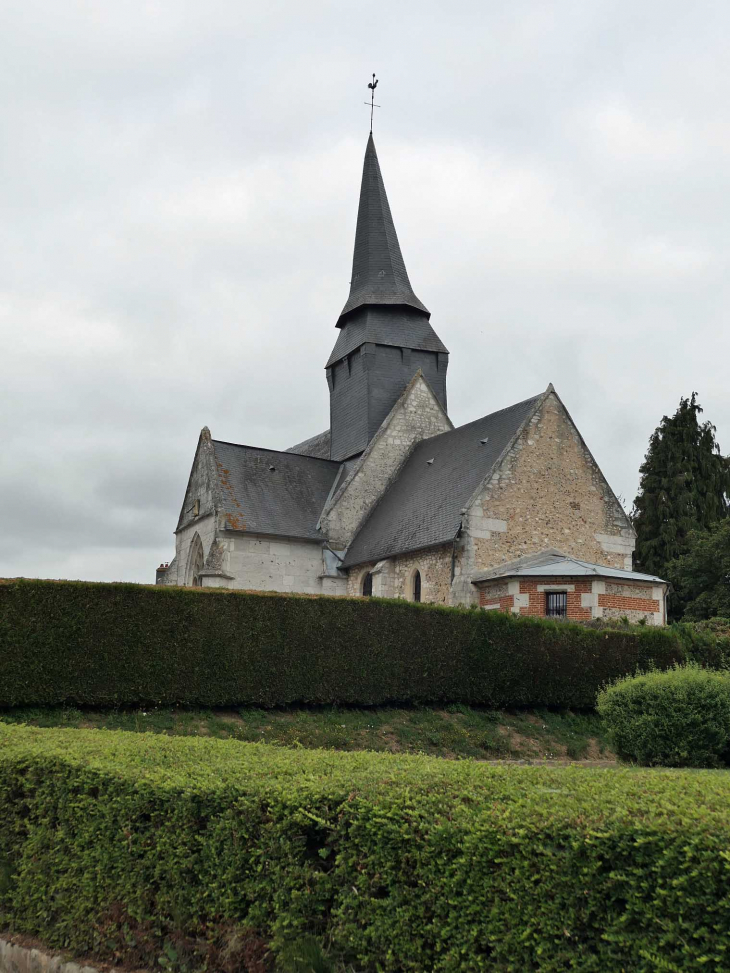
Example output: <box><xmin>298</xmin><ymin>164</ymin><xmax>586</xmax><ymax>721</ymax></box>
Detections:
<box><xmin>0</xmin><ymin>704</ymin><xmax>612</xmax><ymax>761</ymax></box>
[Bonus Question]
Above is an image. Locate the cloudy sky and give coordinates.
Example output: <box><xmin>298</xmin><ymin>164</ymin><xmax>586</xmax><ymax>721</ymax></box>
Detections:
<box><xmin>1</xmin><ymin>0</ymin><xmax>728</xmax><ymax>583</ymax></box>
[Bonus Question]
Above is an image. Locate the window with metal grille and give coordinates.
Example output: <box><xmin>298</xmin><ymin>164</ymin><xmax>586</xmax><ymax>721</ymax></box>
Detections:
<box><xmin>545</xmin><ymin>591</ymin><xmax>567</xmax><ymax>618</ymax></box>
<box><xmin>362</xmin><ymin>572</ymin><xmax>373</xmax><ymax>597</ymax></box>
<box><xmin>413</xmin><ymin>570</ymin><xmax>421</xmax><ymax>603</ymax></box>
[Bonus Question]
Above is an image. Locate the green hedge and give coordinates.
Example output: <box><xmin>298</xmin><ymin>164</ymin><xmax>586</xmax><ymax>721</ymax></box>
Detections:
<box><xmin>2</xmin><ymin>725</ymin><xmax>730</xmax><ymax>971</ymax></box>
<box><xmin>598</xmin><ymin>664</ymin><xmax>730</xmax><ymax>767</ymax></box>
<box><xmin>673</xmin><ymin>617</ymin><xmax>730</xmax><ymax>669</ymax></box>
<box><xmin>0</xmin><ymin>578</ymin><xmax>683</xmax><ymax>709</ymax></box>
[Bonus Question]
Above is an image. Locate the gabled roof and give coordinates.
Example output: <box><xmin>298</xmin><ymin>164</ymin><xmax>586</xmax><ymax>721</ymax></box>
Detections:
<box><xmin>341</xmin><ymin>392</ymin><xmax>542</xmax><ymax>568</ymax></box>
<box><xmin>337</xmin><ymin>134</ymin><xmax>428</xmax><ymax>325</ymax></box>
<box><xmin>212</xmin><ymin>440</ymin><xmax>339</xmax><ymax>540</ymax></box>
<box><xmin>471</xmin><ymin>551</ymin><xmax>667</xmax><ymax>585</ymax></box>
<box><xmin>285</xmin><ymin>429</ymin><xmax>331</xmax><ymax>459</ymax></box>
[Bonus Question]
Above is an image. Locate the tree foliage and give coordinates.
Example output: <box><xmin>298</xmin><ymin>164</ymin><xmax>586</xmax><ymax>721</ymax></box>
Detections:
<box><xmin>632</xmin><ymin>393</ymin><xmax>730</xmax><ymax>589</ymax></box>
<box><xmin>667</xmin><ymin>520</ymin><xmax>730</xmax><ymax>620</ymax></box>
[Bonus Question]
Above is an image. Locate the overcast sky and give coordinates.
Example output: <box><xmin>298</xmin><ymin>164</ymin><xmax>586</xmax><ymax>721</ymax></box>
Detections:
<box><xmin>1</xmin><ymin>0</ymin><xmax>728</xmax><ymax>583</ymax></box>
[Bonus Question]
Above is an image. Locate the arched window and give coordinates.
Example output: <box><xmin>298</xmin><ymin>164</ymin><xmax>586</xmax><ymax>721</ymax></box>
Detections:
<box><xmin>186</xmin><ymin>533</ymin><xmax>205</xmax><ymax>587</ymax></box>
<box><xmin>413</xmin><ymin>569</ymin><xmax>422</xmax><ymax>603</ymax></box>
<box><xmin>362</xmin><ymin>572</ymin><xmax>373</xmax><ymax>597</ymax></box>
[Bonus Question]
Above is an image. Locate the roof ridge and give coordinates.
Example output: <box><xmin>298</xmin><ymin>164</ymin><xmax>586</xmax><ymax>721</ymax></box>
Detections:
<box><xmin>212</xmin><ymin>439</ymin><xmax>340</xmax><ymax>465</ymax></box>
<box><xmin>409</xmin><ymin>392</ymin><xmax>544</xmax><ymax>450</ymax></box>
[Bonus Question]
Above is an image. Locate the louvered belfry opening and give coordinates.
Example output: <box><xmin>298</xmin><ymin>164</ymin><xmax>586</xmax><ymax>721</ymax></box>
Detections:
<box><xmin>326</xmin><ymin>134</ymin><xmax>449</xmax><ymax>462</ymax></box>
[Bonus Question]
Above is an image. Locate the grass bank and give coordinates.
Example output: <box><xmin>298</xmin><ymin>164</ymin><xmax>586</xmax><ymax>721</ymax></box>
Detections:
<box><xmin>0</xmin><ymin>704</ymin><xmax>611</xmax><ymax>761</ymax></box>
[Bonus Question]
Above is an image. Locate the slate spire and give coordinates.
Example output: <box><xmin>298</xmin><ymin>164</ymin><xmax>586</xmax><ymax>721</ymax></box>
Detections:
<box><xmin>337</xmin><ymin>133</ymin><xmax>429</xmax><ymax>326</ymax></box>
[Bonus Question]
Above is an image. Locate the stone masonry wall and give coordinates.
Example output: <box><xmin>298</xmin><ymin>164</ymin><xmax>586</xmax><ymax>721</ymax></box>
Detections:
<box><xmin>345</xmin><ymin>544</ymin><xmax>453</xmax><ymax>604</ymax></box>
<box><xmin>0</xmin><ymin>938</ymin><xmax>99</xmax><ymax>973</ymax></box>
<box><xmin>165</xmin><ymin>428</ymin><xmax>218</xmax><ymax>586</ymax></box>
<box><xmin>322</xmin><ymin>373</ymin><xmax>451</xmax><ymax>549</ymax></box>
<box><xmin>220</xmin><ymin>533</ymin><xmax>329</xmax><ymax>595</ymax></box>
<box><xmin>174</xmin><ymin>514</ymin><xmax>217</xmax><ymax>587</ymax></box>
<box><xmin>454</xmin><ymin>392</ymin><xmax>634</xmax><ymax>603</ymax></box>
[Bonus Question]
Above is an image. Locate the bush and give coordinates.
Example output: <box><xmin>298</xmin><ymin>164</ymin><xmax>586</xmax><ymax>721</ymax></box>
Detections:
<box><xmin>2</xmin><ymin>724</ymin><xmax>730</xmax><ymax>972</ymax></box>
<box><xmin>0</xmin><ymin>578</ymin><xmax>683</xmax><ymax>709</ymax></box>
<box><xmin>597</xmin><ymin>664</ymin><xmax>730</xmax><ymax>767</ymax></box>
<box><xmin>673</xmin><ymin>617</ymin><xmax>730</xmax><ymax>669</ymax></box>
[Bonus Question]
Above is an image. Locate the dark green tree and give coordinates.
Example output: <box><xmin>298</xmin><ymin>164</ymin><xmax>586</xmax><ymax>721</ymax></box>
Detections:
<box><xmin>632</xmin><ymin>393</ymin><xmax>730</xmax><ymax>585</ymax></box>
<box><xmin>667</xmin><ymin>521</ymin><xmax>730</xmax><ymax>620</ymax></box>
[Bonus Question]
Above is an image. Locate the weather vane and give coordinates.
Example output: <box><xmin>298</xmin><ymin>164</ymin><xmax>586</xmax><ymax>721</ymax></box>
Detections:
<box><xmin>364</xmin><ymin>74</ymin><xmax>380</xmax><ymax>133</ymax></box>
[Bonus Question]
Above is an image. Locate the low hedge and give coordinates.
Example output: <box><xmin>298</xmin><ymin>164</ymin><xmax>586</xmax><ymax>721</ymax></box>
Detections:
<box><xmin>2</xmin><ymin>725</ymin><xmax>730</xmax><ymax>971</ymax></box>
<box><xmin>597</xmin><ymin>664</ymin><xmax>730</xmax><ymax>767</ymax></box>
<box><xmin>0</xmin><ymin>578</ymin><xmax>683</xmax><ymax>709</ymax></box>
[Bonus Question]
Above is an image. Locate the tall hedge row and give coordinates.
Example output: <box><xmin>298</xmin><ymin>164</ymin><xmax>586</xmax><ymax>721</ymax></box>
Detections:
<box><xmin>2</xmin><ymin>724</ymin><xmax>730</xmax><ymax>971</ymax></box>
<box><xmin>0</xmin><ymin>578</ymin><xmax>683</xmax><ymax>709</ymax></box>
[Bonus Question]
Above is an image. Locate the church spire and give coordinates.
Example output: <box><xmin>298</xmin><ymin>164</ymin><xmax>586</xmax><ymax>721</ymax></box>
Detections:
<box><xmin>337</xmin><ymin>133</ymin><xmax>429</xmax><ymax>326</ymax></box>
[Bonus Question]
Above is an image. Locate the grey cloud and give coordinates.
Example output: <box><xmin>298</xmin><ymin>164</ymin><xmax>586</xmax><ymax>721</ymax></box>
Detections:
<box><xmin>1</xmin><ymin>0</ymin><xmax>728</xmax><ymax>582</ymax></box>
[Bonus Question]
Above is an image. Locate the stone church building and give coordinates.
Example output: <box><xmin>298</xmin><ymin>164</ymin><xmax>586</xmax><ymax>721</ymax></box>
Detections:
<box><xmin>157</xmin><ymin>134</ymin><xmax>667</xmax><ymax>625</ymax></box>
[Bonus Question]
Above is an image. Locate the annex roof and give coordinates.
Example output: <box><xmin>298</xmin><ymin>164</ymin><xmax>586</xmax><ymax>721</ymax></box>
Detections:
<box><xmin>341</xmin><ymin>392</ymin><xmax>543</xmax><ymax>568</ymax></box>
<box><xmin>212</xmin><ymin>440</ymin><xmax>339</xmax><ymax>540</ymax></box>
<box><xmin>337</xmin><ymin>134</ymin><xmax>428</xmax><ymax>325</ymax></box>
<box><xmin>471</xmin><ymin>551</ymin><xmax>667</xmax><ymax>585</ymax></box>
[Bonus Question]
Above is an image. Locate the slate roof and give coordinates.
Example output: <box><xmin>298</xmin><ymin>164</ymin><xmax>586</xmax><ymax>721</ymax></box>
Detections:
<box><xmin>471</xmin><ymin>551</ymin><xmax>666</xmax><ymax>585</ymax></box>
<box><xmin>285</xmin><ymin>429</ymin><xmax>332</xmax><ymax>459</ymax></box>
<box><xmin>342</xmin><ymin>393</ymin><xmax>543</xmax><ymax>568</ymax></box>
<box><xmin>338</xmin><ymin>134</ymin><xmax>428</xmax><ymax>325</ymax></box>
<box><xmin>212</xmin><ymin>440</ymin><xmax>339</xmax><ymax>540</ymax></box>
<box><xmin>326</xmin><ymin>306</ymin><xmax>448</xmax><ymax>368</ymax></box>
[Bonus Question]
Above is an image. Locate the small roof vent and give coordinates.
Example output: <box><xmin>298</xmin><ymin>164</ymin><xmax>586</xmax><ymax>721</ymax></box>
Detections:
<box><xmin>480</xmin><ymin>437</ymin><xmax>489</xmax><ymax>445</ymax></box>
<box><xmin>426</xmin><ymin>457</ymin><xmax>435</xmax><ymax>465</ymax></box>
<box><xmin>268</xmin><ymin>465</ymin><xmax>276</xmax><ymax>472</ymax></box>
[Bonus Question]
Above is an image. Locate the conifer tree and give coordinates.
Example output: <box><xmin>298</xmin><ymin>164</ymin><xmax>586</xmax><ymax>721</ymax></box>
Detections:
<box><xmin>632</xmin><ymin>393</ymin><xmax>730</xmax><ymax>581</ymax></box>
<box><xmin>667</xmin><ymin>521</ymin><xmax>730</xmax><ymax>620</ymax></box>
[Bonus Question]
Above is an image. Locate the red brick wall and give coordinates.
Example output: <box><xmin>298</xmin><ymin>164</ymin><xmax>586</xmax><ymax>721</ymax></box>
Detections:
<box><xmin>477</xmin><ymin>577</ymin><xmax>660</xmax><ymax>621</ymax></box>
<box><xmin>598</xmin><ymin>593</ymin><xmax>659</xmax><ymax>613</ymax></box>
<box><xmin>478</xmin><ymin>589</ymin><xmax>514</xmax><ymax>611</ymax></box>
<box><xmin>517</xmin><ymin>577</ymin><xmax>592</xmax><ymax>621</ymax></box>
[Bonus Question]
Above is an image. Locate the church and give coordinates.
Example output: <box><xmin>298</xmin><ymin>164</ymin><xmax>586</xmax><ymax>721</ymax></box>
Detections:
<box><xmin>156</xmin><ymin>133</ymin><xmax>668</xmax><ymax>625</ymax></box>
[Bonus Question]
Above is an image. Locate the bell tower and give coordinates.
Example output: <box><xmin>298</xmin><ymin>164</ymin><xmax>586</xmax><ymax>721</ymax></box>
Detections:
<box><xmin>326</xmin><ymin>134</ymin><xmax>449</xmax><ymax>462</ymax></box>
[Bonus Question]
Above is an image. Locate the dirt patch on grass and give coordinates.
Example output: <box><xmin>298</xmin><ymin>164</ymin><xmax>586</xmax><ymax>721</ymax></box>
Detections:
<box><xmin>585</xmin><ymin>737</ymin><xmax>614</xmax><ymax>761</ymax></box>
<box><xmin>495</xmin><ymin>725</ymin><xmax>542</xmax><ymax>758</ymax></box>
<box><xmin>373</xmin><ymin>725</ymin><xmax>404</xmax><ymax>752</ymax></box>
<box><xmin>215</xmin><ymin>711</ymin><xmax>245</xmax><ymax>725</ymax></box>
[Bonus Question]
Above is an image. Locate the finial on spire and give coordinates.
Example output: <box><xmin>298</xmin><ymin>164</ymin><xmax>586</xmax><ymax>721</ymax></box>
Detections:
<box><xmin>364</xmin><ymin>74</ymin><xmax>380</xmax><ymax>133</ymax></box>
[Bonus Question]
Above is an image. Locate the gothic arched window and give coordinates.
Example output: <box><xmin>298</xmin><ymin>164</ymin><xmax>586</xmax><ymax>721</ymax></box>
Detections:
<box><xmin>413</xmin><ymin>569</ymin><xmax>422</xmax><ymax>603</ymax></box>
<box><xmin>362</xmin><ymin>572</ymin><xmax>373</xmax><ymax>597</ymax></box>
<box><xmin>187</xmin><ymin>533</ymin><xmax>205</xmax><ymax>587</ymax></box>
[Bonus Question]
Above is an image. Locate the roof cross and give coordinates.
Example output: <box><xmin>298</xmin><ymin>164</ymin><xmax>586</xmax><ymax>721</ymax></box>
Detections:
<box><xmin>364</xmin><ymin>74</ymin><xmax>380</xmax><ymax>133</ymax></box>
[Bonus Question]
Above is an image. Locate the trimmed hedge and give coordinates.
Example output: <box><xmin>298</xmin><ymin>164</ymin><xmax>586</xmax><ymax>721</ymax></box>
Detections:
<box><xmin>0</xmin><ymin>578</ymin><xmax>683</xmax><ymax>709</ymax></box>
<box><xmin>2</xmin><ymin>725</ymin><xmax>730</xmax><ymax>971</ymax></box>
<box><xmin>597</xmin><ymin>664</ymin><xmax>730</xmax><ymax>767</ymax></box>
